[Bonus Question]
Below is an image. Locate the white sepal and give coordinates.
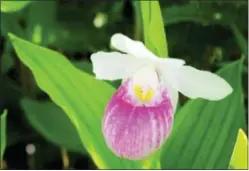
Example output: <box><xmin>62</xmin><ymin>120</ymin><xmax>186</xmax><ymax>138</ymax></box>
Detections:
<box><xmin>90</xmin><ymin>51</ymin><xmax>150</xmax><ymax>81</ymax></box>
<box><xmin>174</xmin><ymin>66</ymin><xmax>233</xmax><ymax>100</ymax></box>
<box><xmin>111</xmin><ymin>33</ymin><xmax>156</xmax><ymax>59</ymax></box>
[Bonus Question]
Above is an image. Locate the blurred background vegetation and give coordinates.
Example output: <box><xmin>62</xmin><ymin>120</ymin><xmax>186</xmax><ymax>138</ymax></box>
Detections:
<box><xmin>0</xmin><ymin>0</ymin><xmax>248</xmax><ymax>169</ymax></box>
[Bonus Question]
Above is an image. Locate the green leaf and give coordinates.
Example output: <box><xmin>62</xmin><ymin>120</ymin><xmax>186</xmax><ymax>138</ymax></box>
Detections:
<box><xmin>1</xmin><ymin>0</ymin><xmax>32</xmax><ymax>13</ymax></box>
<box><xmin>73</xmin><ymin>61</ymin><xmax>93</xmax><ymax>75</ymax></box>
<box><xmin>229</xmin><ymin>129</ymin><xmax>248</xmax><ymax>169</ymax></box>
<box><xmin>161</xmin><ymin>59</ymin><xmax>246</xmax><ymax>169</ymax></box>
<box><xmin>138</xmin><ymin>0</ymin><xmax>168</xmax><ymax>57</ymax></box>
<box><xmin>8</xmin><ymin>33</ymin><xmax>160</xmax><ymax>169</ymax></box>
<box><xmin>230</xmin><ymin>24</ymin><xmax>248</xmax><ymax>58</ymax></box>
<box><xmin>21</xmin><ymin>98</ymin><xmax>86</xmax><ymax>154</ymax></box>
<box><xmin>1</xmin><ymin>13</ymin><xmax>25</xmax><ymax>38</ymax></box>
<box><xmin>162</xmin><ymin>2</ymin><xmax>247</xmax><ymax>30</ymax></box>
<box><xmin>163</xmin><ymin>3</ymin><xmax>218</xmax><ymax>26</ymax></box>
<box><xmin>0</xmin><ymin>110</ymin><xmax>7</xmax><ymax>161</ymax></box>
<box><xmin>26</xmin><ymin>1</ymin><xmax>57</xmax><ymax>45</ymax></box>
<box><xmin>1</xmin><ymin>52</ymin><xmax>14</xmax><ymax>75</ymax></box>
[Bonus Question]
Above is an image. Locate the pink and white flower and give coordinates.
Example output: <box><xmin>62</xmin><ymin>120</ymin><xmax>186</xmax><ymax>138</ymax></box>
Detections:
<box><xmin>90</xmin><ymin>33</ymin><xmax>233</xmax><ymax>160</ymax></box>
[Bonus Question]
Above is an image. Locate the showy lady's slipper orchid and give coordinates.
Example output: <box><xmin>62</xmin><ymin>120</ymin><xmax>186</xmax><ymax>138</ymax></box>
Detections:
<box><xmin>90</xmin><ymin>33</ymin><xmax>233</xmax><ymax>160</ymax></box>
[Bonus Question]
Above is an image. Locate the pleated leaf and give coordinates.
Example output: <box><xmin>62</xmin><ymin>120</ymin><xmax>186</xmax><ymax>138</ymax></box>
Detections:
<box><xmin>229</xmin><ymin>129</ymin><xmax>248</xmax><ymax>169</ymax></box>
<box><xmin>161</xmin><ymin>59</ymin><xmax>246</xmax><ymax>169</ymax></box>
<box><xmin>21</xmin><ymin>98</ymin><xmax>86</xmax><ymax>154</ymax></box>
<box><xmin>138</xmin><ymin>0</ymin><xmax>168</xmax><ymax>57</ymax></box>
<box><xmin>1</xmin><ymin>1</ymin><xmax>32</xmax><ymax>13</ymax></box>
<box><xmin>26</xmin><ymin>1</ymin><xmax>57</xmax><ymax>45</ymax></box>
<box><xmin>231</xmin><ymin>24</ymin><xmax>248</xmax><ymax>58</ymax></box>
<box><xmin>0</xmin><ymin>110</ymin><xmax>7</xmax><ymax>161</ymax></box>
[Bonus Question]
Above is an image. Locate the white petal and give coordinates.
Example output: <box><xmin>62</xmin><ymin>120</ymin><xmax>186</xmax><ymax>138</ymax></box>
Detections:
<box><xmin>111</xmin><ymin>33</ymin><xmax>156</xmax><ymax>59</ymax></box>
<box><xmin>156</xmin><ymin>60</ymin><xmax>182</xmax><ymax>92</ymax></box>
<box><xmin>155</xmin><ymin>57</ymin><xmax>186</xmax><ymax>89</ymax></box>
<box><xmin>132</xmin><ymin>66</ymin><xmax>159</xmax><ymax>91</ymax></box>
<box><xmin>166</xmin><ymin>85</ymin><xmax>179</xmax><ymax>112</ymax></box>
<box><xmin>90</xmin><ymin>51</ymin><xmax>150</xmax><ymax>81</ymax></box>
<box><xmin>156</xmin><ymin>57</ymin><xmax>186</xmax><ymax>68</ymax></box>
<box><xmin>175</xmin><ymin>66</ymin><xmax>233</xmax><ymax>100</ymax></box>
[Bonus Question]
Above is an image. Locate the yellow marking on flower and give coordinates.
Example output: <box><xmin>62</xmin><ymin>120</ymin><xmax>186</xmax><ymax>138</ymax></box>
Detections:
<box><xmin>133</xmin><ymin>85</ymin><xmax>154</xmax><ymax>102</ymax></box>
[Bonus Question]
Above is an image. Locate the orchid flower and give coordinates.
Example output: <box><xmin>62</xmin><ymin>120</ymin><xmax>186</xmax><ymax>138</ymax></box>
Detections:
<box><xmin>90</xmin><ymin>33</ymin><xmax>233</xmax><ymax>160</ymax></box>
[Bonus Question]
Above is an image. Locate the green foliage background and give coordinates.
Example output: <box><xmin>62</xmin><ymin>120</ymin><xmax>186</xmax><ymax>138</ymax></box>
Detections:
<box><xmin>0</xmin><ymin>0</ymin><xmax>247</xmax><ymax>169</ymax></box>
